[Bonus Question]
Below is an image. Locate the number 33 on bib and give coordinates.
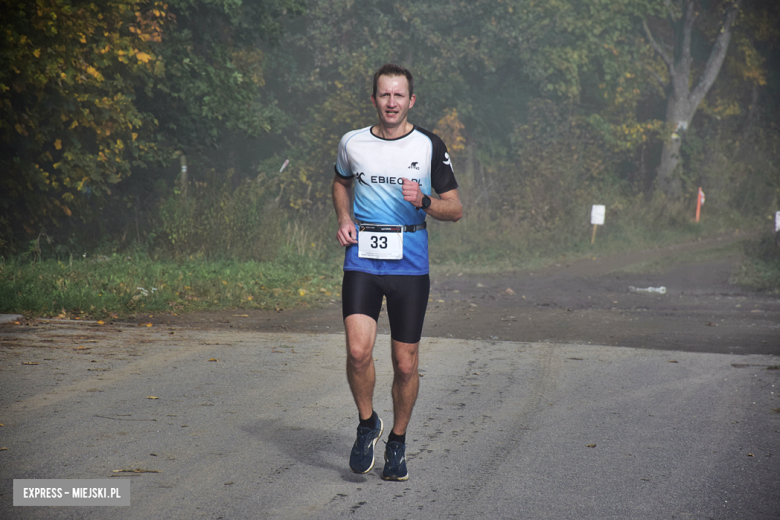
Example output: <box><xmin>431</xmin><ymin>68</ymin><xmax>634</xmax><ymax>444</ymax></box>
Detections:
<box><xmin>358</xmin><ymin>225</ymin><xmax>404</xmax><ymax>260</ymax></box>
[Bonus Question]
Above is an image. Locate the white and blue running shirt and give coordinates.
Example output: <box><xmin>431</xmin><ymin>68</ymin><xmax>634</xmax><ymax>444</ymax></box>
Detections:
<box><xmin>335</xmin><ymin>125</ymin><xmax>458</xmax><ymax>275</ymax></box>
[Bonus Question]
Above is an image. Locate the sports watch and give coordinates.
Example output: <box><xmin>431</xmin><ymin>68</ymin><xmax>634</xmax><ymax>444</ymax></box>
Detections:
<box><xmin>420</xmin><ymin>195</ymin><xmax>431</xmax><ymax>209</ymax></box>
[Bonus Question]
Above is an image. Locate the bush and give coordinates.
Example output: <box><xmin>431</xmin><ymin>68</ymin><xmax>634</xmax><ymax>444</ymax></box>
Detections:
<box><xmin>730</xmin><ymin>231</ymin><xmax>780</xmax><ymax>292</ymax></box>
<box><xmin>156</xmin><ymin>169</ymin><xmax>284</xmax><ymax>261</ymax></box>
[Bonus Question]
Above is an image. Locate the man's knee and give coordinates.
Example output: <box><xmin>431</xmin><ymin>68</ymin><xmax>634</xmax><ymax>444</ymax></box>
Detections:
<box><xmin>344</xmin><ymin>314</ymin><xmax>377</xmax><ymax>371</ymax></box>
<box><xmin>347</xmin><ymin>341</ymin><xmax>374</xmax><ymax>371</ymax></box>
<box><xmin>392</xmin><ymin>344</ymin><xmax>419</xmax><ymax>380</ymax></box>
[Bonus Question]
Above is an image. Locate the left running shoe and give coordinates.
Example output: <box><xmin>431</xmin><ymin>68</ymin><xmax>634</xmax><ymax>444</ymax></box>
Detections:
<box><xmin>349</xmin><ymin>416</ymin><xmax>384</xmax><ymax>473</ymax></box>
<box><xmin>381</xmin><ymin>440</ymin><xmax>408</xmax><ymax>481</ymax></box>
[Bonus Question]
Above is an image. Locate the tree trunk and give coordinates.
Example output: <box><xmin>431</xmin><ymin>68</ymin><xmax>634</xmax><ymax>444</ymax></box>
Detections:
<box><xmin>645</xmin><ymin>0</ymin><xmax>741</xmax><ymax>200</ymax></box>
<box><xmin>656</xmin><ymin>137</ymin><xmax>683</xmax><ymax>198</ymax></box>
<box><xmin>656</xmin><ymin>83</ymin><xmax>699</xmax><ymax>198</ymax></box>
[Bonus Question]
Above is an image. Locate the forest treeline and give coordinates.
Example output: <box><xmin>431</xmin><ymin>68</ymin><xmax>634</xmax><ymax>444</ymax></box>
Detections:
<box><xmin>1</xmin><ymin>0</ymin><xmax>779</xmax><ymax>262</ymax></box>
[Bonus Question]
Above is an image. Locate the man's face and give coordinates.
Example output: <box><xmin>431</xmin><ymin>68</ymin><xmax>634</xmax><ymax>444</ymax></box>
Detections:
<box><xmin>371</xmin><ymin>74</ymin><xmax>416</xmax><ymax>129</ymax></box>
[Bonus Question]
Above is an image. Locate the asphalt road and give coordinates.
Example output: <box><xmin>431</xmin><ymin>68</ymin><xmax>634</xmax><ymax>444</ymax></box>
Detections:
<box><xmin>1</xmin><ymin>321</ymin><xmax>778</xmax><ymax>519</ymax></box>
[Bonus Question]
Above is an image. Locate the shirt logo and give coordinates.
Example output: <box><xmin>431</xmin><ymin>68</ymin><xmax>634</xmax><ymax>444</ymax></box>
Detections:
<box><xmin>355</xmin><ymin>172</ymin><xmax>369</xmax><ymax>186</ymax></box>
<box><xmin>408</xmin><ymin>162</ymin><xmax>420</xmax><ymax>170</ymax></box>
<box><xmin>370</xmin><ymin>176</ymin><xmax>420</xmax><ymax>185</ymax></box>
<box><xmin>443</xmin><ymin>153</ymin><xmax>452</xmax><ymax>168</ymax></box>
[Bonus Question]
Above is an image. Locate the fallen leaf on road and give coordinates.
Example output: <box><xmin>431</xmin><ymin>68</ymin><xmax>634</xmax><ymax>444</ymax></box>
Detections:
<box><xmin>668</xmin><ymin>360</ymin><xmax>678</xmax><ymax>363</ymax></box>
<box><xmin>0</xmin><ymin>447</ymin><xmax>8</xmax><ymax>451</ymax></box>
<box><xmin>586</xmin><ymin>444</ymin><xmax>596</xmax><ymax>448</ymax></box>
<box><xmin>748</xmin><ymin>453</ymin><xmax>754</xmax><ymax>457</ymax></box>
<box><xmin>97</xmin><ymin>320</ymin><xmax>105</xmax><ymax>325</ymax></box>
<box><xmin>208</xmin><ymin>358</ymin><xmax>219</xmax><ymax>362</ymax></box>
<box><xmin>146</xmin><ymin>396</ymin><xmax>159</xmax><ymax>400</ymax></box>
<box><xmin>22</xmin><ymin>362</ymin><xmax>38</xmax><ymax>365</ymax></box>
<box><xmin>112</xmin><ymin>468</ymin><xmax>160</xmax><ymax>474</ymax></box>
<box><xmin>505</xmin><ymin>288</ymin><xmax>515</xmax><ymax>295</ymax></box>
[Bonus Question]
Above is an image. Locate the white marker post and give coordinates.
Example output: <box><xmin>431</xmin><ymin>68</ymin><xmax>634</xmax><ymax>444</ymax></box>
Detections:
<box><xmin>179</xmin><ymin>155</ymin><xmax>187</xmax><ymax>198</ymax></box>
<box><xmin>775</xmin><ymin>212</ymin><xmax>780</xmax><ymax>247</ymax></box>
<box><xmin>591</xmin><ymin>205</ymin><xmax>605</xmax><ymax>244</ymax></box>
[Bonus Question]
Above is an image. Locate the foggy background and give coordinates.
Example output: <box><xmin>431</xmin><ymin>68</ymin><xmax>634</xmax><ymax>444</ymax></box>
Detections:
<box><xmin>2</xmin><ymin>0</ymin><xmax>779</xmax><ymax>265</ymax></box>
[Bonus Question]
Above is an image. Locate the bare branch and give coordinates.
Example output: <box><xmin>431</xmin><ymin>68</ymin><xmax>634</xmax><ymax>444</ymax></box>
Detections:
<box><xmin>643</xmin><ymin>19</ymin><xmax>672</xmax><ymax>70</ymax></box>
<box><xmin>690</xmin><ymin>0</ymin><xmax>742</xmax><ymax>103</ymax></box>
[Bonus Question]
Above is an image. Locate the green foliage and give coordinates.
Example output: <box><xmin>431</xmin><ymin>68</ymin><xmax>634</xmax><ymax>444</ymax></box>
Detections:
<box><xmin>730</xmin><ymin>231</ymin><xmax>780</xmax><ymax>292</ymax></box>
<box><xmin>0</xmin><ymin>0</ymin><xmax>305</xmax><ymax>251</ymax></box>
<box><xmin>139</xmin><ymin>0</ymin><xmax>306</xmax><ymax>152</ymax></box>
<box><xmin>155</xmin><ymin>169</ymin><xmax>283</xmax><ymax>260</ymax></box>
<box><xmin>0</xmin><ymin>250</ymin><xmax>342</xmax><ymax>318</ymax></box>
<box><xmin>1</xmin><ymin>0</ymin><xmax>166</xmax><ymax>238</ymax></box>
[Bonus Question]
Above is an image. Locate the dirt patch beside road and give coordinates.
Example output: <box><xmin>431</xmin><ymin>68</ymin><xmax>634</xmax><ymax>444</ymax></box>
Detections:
<box><xmin>102</xmin><ymin>232</ymin><xmax>780</xmax><ymax>357</ymax></box>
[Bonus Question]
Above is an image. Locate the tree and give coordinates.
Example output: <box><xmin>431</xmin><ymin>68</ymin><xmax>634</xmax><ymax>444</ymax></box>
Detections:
<box><xmin>643</xmin><ymin>0</ymin><xmax>742</xmax><ymax>199</ymax></box>
<box><xmin>138</xmin><ymin>0</ymin><xmax>305</xmax><ymax>154</ymax></box>
<box><xmin>0</xmin><ymin>0</ymin><xmax>166</xmax><ymax>241</ymax></box>
<box><xmin>0</xmin><ymin>0</ymin><xmax>304</xmax><ymax>249</ymax></box>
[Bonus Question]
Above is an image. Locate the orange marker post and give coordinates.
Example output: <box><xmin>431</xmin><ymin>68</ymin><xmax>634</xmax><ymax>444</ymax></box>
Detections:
<box><xmin>695</xmin><ymin>187</ymin><xmax>705</xmax><ymax>223</ymax></box>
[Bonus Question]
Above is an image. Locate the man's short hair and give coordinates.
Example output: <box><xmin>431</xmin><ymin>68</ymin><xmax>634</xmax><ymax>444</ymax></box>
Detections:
<box><xmin>372</xmin><ymin>64</ymin><xmax>414</xmax><ymax>98</ymax></box>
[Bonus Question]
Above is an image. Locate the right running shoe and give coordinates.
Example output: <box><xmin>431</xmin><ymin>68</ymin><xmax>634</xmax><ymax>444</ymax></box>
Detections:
<box><xmin>349</xmin><ymin>416</ymin><xmax>384</xmax><ymax>474</ymax></box>
<box><xmin>381</xmin><ymin>440</ymin><xmax>408</xmax><ymax>481</ymax></box>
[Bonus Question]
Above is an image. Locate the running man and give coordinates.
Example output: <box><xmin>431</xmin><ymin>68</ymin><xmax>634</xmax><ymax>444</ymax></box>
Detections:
<box><xmin>332</xmin><ymin>63</ymin><xmax>463</xmax><ymax>481</ymax></box>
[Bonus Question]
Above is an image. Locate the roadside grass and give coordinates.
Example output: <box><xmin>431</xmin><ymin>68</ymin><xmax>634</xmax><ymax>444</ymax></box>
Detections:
<box><xmin>428</xmin><ymin>206</ymin><xmax>756</xmax><ymax>275</ymax></box>
<box><xmin>1</xmin><ymin>206</ymin><xmax>773</xmax><ymax>319</ymax></box>
<box><xmin>0</xmin><ymin>252</ymin><xmax>343</xmax><ymax>319</ymax></box>
<box><xmin>729</xmin><ymin>231</ymin><xmax>780</xmax><ymax>293</ymax></box>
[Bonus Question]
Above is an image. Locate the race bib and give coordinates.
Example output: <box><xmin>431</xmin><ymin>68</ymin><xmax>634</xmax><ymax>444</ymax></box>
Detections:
<box><xmin>358</xmin><ymin>224</ymin><xmax>403</xmax><ymax>260</ymax></box>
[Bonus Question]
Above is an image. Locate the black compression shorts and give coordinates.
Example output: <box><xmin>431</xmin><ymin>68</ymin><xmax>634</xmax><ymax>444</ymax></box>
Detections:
<box><xmin>342</xmin><ymin>271</ymin><xmax>430</xmax><ymax>344</ymax></box>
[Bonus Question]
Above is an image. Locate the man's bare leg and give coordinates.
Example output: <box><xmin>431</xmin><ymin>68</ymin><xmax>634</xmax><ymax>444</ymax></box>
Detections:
<box><xmin>344</xmin><ymin>314</ymin><xmax>378</xmax><ymax>421</ymax></box>
<box><xmin>389</xmin><ymin>339</ymin><xmax>420</xmax><ymax>435</ymax></box>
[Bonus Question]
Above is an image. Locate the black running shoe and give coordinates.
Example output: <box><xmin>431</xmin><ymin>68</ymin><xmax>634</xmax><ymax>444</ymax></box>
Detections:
<box><xmin>349</xmin><ymin>416</ymin><xmax>384</xmax><ymax>473</ymax></box>
<box><xmin>381</xmin><ymin>440</ymin><xmax>408</xmax><ymax>481</ymax></box>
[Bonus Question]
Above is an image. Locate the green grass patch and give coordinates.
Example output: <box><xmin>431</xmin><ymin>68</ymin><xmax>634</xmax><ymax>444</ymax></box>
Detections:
<box><xmin>0</xmin><ymin>252</ymin><xmax>343</xmax><ymax>319</ymax></box>
<box><xmin>427</xmin><ymin>203</ymin><xmax>756</xmax><ymax>275</ymax></box>
<box><xmin>730</xmin><ymin>231</ymin><xmax>780</xmax><ymax>293</ymax></box>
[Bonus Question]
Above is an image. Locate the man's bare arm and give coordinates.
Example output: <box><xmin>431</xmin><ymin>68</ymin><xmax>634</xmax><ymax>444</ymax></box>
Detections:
<box><xmin>332</xmin><ymin>174</ymin><xmax>358</xmax><ymax>245</ymax></box>
<box><xmin>424</xmin><ymin>188</ymin><xmax>462</xmax><ymax>222</ymax></box>
<box><xmin>401</xmin><ymin>177</ymin><xmax>462</xmax><ymax>222</ymax></box>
